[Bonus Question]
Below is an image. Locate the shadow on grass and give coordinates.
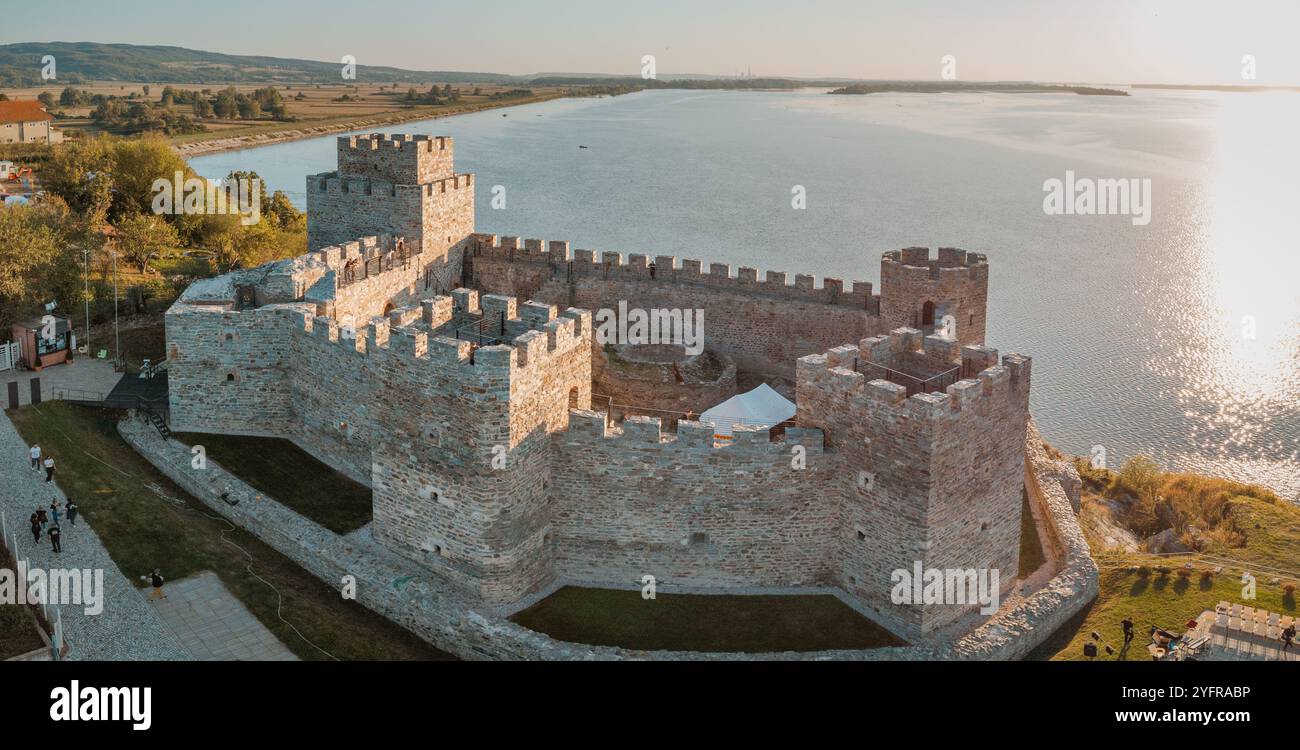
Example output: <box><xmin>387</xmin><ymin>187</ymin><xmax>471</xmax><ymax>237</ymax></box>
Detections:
<box><xmin>512</xmin><ymin>586</ymin><xmax>907</xmax><ymax>653</ymax></box>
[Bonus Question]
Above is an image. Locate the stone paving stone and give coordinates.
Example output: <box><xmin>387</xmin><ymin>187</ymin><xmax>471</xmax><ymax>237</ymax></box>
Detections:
<box><xmin>0</xmin><ymin>411</ymin><xmax>189</xmax><ymax>660</ymax></box>
<box><xmin>145</xmin><ymin>570</ymin><xmax>298</xmax><ymax>661</ymax></box>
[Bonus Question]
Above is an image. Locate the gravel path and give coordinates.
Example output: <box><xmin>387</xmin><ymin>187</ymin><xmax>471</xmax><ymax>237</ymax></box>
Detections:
<box><xmin>0</xmin><ymin>411</ymin><xmax>190</xmax><ymax>661</ymax></box>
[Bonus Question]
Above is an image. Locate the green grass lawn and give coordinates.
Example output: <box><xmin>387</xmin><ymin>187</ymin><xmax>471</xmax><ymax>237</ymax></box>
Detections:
<box><xmin>171</xmin><ymin>432</ymin><xmax>372</xmax><ymax>534</ymax></box>
<box><xmin>1031</xmin><ymin>494</ymin><xmax>1300</xmax><ymax>661</ymax></box>
<box><xmin>511</xmin><ymin>587</ymin><xmax>907</xmax><ymax>653</ymax></box>
<box><xmin>8</xmin><ymin>402</ymin><xmax>450</xmax><ymax>661</ymax></box>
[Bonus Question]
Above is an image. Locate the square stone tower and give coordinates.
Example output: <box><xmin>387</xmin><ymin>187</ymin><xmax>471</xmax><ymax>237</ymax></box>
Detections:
<box><xmin>796</xmin><ymin>328</ymin><xmax>1031</xmax><ymax>640</ymax></box>
<box><xmin>307</xmin><ymin>134</ymin><xmax>475</xmax><ymax>291</ymax></box>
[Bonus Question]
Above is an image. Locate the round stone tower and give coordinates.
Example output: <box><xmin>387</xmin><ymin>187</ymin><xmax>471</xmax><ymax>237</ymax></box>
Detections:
<box><xmin>879</xmin><ymin>247</ymin><xmax>988</xmax><ymax>346</ymax></box>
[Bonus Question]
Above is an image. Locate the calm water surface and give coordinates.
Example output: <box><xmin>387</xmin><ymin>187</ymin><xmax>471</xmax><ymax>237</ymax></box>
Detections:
<box><xmin>192</xmin><ymin>88</ymin><xmax>1300</xmax><ymax>502</ymax></box>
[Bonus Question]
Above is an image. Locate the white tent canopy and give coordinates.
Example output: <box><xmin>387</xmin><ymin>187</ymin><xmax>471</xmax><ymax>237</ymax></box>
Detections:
<box><xmin>700</xmin><ymin>383</ymin><xmax>796</xmax><ymax>438</ymax></box>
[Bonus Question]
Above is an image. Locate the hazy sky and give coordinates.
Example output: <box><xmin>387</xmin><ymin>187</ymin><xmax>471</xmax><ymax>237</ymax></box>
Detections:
<box><xmin>4</xmin><ymin>0</ymin><xmax>1298</xmax><ymax>84</ymax></box>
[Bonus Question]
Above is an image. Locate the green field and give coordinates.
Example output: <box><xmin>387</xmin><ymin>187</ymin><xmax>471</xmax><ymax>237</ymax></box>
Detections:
<box><xmin>7</xmin><ymin>402</ymin><xmax>449</xmax><ymax>661</ymax></box>
<box><xmin>1034</xmin><ymin>492</ymin><xmax>1300</xmax><ymax>660</ymax></box>
<box><xmin>171</xmin><ymin>431</ymin><xmax>372</xmax><ymax>534</ymax></box>
<box><xmin>512</xmin><ymin>587</ymin><xmax>907</xmax><ymax>653</ymax></box>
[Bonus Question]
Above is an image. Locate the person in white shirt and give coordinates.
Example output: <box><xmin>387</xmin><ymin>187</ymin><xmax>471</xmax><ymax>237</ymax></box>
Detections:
<box><xmin>30</xmin><ymin>444</ymin><xmax>41</xmax><ymax>470</ymax></box>
<box><xmin>43</xmin><ymin>456</ymin><xmax>55</xmax><ymax>483</ymax></box>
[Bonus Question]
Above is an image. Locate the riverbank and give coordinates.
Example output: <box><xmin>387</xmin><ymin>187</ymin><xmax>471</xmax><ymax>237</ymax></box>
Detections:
<box><xmin>171</xmin><ymin>93</ymin><xmax>569</xmax><ymax>157</ymax></box>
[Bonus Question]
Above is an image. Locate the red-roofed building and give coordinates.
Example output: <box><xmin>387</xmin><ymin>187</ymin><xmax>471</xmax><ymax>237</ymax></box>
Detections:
<box><xmin>0</xmin><ymin>100</ymin><xmax>62</xmax><ymax>145</ymax></box>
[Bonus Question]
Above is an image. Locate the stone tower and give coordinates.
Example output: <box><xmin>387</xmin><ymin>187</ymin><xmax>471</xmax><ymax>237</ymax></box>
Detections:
<box><xmin>306</xmin><ymin>134</ymin><xmax>476</xmax><ymax>291</ymax></box>
<box><xmin>795</xmin><ymin>328</ymin><xmax>1030</xmax><ymax>639</ymax></box>
<box><xmin>879</xmin><ymin>247</ymin><xmax>988</xmax><ymax>347</ymax></box>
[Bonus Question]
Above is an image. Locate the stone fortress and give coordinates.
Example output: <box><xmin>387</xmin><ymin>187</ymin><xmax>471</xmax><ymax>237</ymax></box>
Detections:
<box><xmin>165</xmin><ymin>133</ymin><xmax>1051</xmax><ymax>644</ymax></box>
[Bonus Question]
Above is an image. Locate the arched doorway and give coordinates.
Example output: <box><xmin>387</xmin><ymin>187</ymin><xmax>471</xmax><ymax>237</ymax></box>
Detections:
<box><xmin>921</xmin><ymin>300</ymin><xmax>936</xmax><ymax>328</ymax></box>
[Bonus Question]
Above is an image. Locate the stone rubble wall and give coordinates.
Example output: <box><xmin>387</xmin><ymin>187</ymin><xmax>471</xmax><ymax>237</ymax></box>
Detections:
<box><xmin>120</xmin><ymin>414</ymin><xmax>1094</xmax><ymax>660</ymax></box>
<box><xmin>468</xmin><ymin>235</ymin><xmax>884</xmax><ymax>377</ymax></box>
<box><xmin>878</xmin><ymin>247</ymin><xmax>989</xmax><ymax>347</ymax></box>
<box><xmin>551</xmin><ymin>413</ymin><xmax>838</xmax><ymax>590</ymax></box>
<box><xmin>795</xmin><ymin>339</ymin><xmax>1033</xmax><ymax>639</ymax></box>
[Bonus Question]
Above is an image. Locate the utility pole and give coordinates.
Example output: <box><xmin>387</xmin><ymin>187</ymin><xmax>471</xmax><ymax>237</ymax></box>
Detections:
<box><xmin>112</xmin><ymin>243</ymin><xmax>120</xmax><ymax>368</ymax></box>
<box><xmin>82</xmin><ymin>243</ymin><xmax>90</xmax><ymax>358</ymax></box>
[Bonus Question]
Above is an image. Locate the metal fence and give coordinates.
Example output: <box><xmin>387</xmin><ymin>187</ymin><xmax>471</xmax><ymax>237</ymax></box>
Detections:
<box><xmin>855</xmin><ymin>359</ymin><xmax>961</xmax><ymax>397</ymax></box>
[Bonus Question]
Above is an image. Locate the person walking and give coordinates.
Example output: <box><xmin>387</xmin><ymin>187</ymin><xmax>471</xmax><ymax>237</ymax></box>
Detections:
<box><xmin>48</xmin><ymin>525</ymin><xmax>61</xmax><ymax>554</ymax></box>
<box><xmin>1284</xmin><ymin>624</ymin><xmax>1296</xmax><ymax>653</ymax></box>
<box><xmin>1122</xmin><ymin>616</ymin><xmax>1135</xmax><ymax>645</ymax></box>
<box><xmin>147</xmin><ymin>569</ymin><xmax>166</xmax><ymax>600</ymax></box>
<box><xmin>36</xmin><ymin>507</ymin><xmax>48</xmax><ymax>533</ymax></box>
<box><xmin>29</xmin><ymin>443</ymin><xmax>41</xmax><ymax>470</ymax></box>
<box><xmin>50</xmin><ymin>499</ymin><xmax>61</xmax><ymax>526</ymax></box>
<box><xmin>29</xmin><ymin>513</ymin><xmax>41</xmax><ymax>544</ymax></box>
<box><xmin>43</xmin><ymin>455</ymin><xmax>55</xmax><ymax>483</ymax></box>
<box><xmin>65</xmin><ymin>500</ymin><xmax>78</xmax><ymax>526</ymax></box>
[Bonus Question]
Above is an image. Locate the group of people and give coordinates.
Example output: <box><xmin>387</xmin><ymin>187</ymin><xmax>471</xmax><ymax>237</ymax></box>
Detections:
<box><xmin>23</xmin><ymin>443</ymin><xmax>169</xmax><ymax>603</ymax></box>
<box><xmin>28</xmin><ymin>497</ymin><xmax>77</xmax><ymax>554</ymax></box>
<box><xmin>29</xmin><ymin>443</ymin><xmax>56</xmax><ymax>482</ymax></box>
<box><xmin>24</xmin><ymin>444</ymin><xmax>72</xmax><ymax>554</ymax></box>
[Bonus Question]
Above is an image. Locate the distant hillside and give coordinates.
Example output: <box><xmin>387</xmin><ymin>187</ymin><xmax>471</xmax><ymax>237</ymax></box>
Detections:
<box><xmin>0</xmin><ymin>42</ymin><xmax>514</xmax><ymax>85</ymax></box>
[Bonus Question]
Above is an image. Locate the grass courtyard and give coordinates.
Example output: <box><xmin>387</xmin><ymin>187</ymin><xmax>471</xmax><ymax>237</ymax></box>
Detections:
<box><xmin>7</xmin><ymin>402</ymin><xmax>450</xmax><ymax>661</ymax></box>
<box><xmin>170</xmin><ymin>432</ymin><xmax>372</xmax><ymax>534</ymax></box>
<box><xmin>512</xmin><ymin>587</ymin><xmax>908</xmax><ymax>653</ymax></box>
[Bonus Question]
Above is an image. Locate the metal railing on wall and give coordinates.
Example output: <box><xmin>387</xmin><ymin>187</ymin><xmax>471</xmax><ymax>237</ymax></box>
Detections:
<box><xmin>855</xmin><ymin>359</ymin><xmax>961</xmax><ymax>397</ymax></box>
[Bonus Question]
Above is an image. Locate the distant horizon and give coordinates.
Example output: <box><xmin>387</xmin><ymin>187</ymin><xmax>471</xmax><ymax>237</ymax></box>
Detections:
<box><xmin>3</xmin><ymin>0</ymin><xmax>1298</xmax><ymax>86</ymax></box>
<box><xmin>2</xmin><ymin>40</ymin><xmax>1298</xmax><ymax>90</ymax></box>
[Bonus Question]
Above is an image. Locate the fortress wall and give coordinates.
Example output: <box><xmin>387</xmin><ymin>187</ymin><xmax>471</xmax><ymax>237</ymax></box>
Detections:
<box><xmin>550</xmin><ymin>413</ymin><xmax>840</xmax><ymax>588</ymax></box>
<box><xmin>165</xmin><ymin>302</ymin><xmax>307</xmax><ymax>435</ymax></box>
<box><xmin>287</xmin><ymin>313</ymin><xmax>381</xmax><ymax>485</ymax></box>
<box><xmin>368</xmin><ymin>305</ymin><xmax>592</xmax><ymax>605</ymax></box>
<box><xmin>307</xmin><ymin>175</ymin><xmax>423</xmax><ymax>252</ymax></box>
<box><xmin>878</xmin><ymin>248</ymin><xmax>989</xmax><ymax>346</ymax></box>
<box><xmin>468</xmin><ymin>236</ymin><xmax>882</xmax><ymax>376</ymax></box>
<box><xmin>306</xmin><ymin>174</ymin><xmax>474</xmax><ymax>286</ymax></box>
<box><xmin>795</xmin><ymin>350</ymin><xmax>936</xmax><ymax>637</ymax></box>
<box><xmin>418</xmin><ymin>177</ymin><xmax>476</xmax><ymax>288</ymax></box>
<box><xmin>795</xmin><ymin>339</ymin><xmax>1031</xmax><ymax>639</ymax></box>
<box><xmin>337</xmin><ymin>133</ymin><xmax>455</xmax><ymax>184</ymax></box>
<box><xmin>919</xmin><ymin>354</ymin><xmax>1032</xmax><ymax>633</ymax></box>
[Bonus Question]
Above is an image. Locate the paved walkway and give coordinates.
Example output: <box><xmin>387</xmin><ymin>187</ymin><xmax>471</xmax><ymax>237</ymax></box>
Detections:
<box><xmin>147</xmin><ymin>571</ymin><xmax>297</xmax><ymax>661</ymax></box>
<box><xmin>3</xmin><ymin>359</ymin><xmax>122</xmax><ymax>406</ymax></box>
<box><xmin>0</xmin><ymin>410</ymin><xmax>190</xmax><ymax>660</ymax></box>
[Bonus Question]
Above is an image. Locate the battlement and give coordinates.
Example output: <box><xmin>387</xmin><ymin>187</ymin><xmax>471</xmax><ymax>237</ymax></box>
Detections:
<box><xmin>881</xmin><ymin>246</ymin><xmax>989</xmax><ymax>282</ymax></box>
<box><xmin>336</xmin><ymin>133</ymin><xmax>456</xmax><ymax>185</ymax></box>
<box><xmin>341</xmin><ymin>133</ymin><xmax>452</xmax><ymax>153</ymax></box>
<box><xmin>307</xmin><ymin>172</ymin><xmax>473</xmax><ymax>198</ymax></box>
<box><xmin>565</xmin><ymin>409</ymin><xmax>825</xmax><ymax>454</ymax></box>
<box><xmin>796</xmin><ymin>335</ymin><xmax>1030</xmax><ymax>422</ymax></box>
<box><xmin>471</xmin><ymin>234</ymin><xmax>878</xmax><ymax>310</ymax></box>
<box><xmin>278</xmin><ymin>289</ymin><xmax>592</xmax><ymax>379</ymax></box>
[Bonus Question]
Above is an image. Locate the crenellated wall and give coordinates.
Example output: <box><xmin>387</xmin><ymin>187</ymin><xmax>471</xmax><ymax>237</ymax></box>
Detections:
<box><xmin>551</xmin><ymin>414</ymin><xmax>836</xmax><ymax>589</ymax></box>
<box><xmin>468</xmin><ymin>234</ymin><xmax>886</xmax><ymax>377</ymax></box>
<box><xmin>164</xmin><ymin>133</ymin><xmax>1044</xmax><ymax>646</ymax></box>
<box><xmin>307</xmin><ymin>134</ymin><xmax>475</xmax><ymax>290</ymax></box>
<box><xmin>879</xmin><ymin>247</ymin><xmax>989</xmax><ymax>346</ymax></box>
<box><xmin>795</xmin><ymin>328</ymin><xmax>1031</xmax><ymax>638</ymax></box>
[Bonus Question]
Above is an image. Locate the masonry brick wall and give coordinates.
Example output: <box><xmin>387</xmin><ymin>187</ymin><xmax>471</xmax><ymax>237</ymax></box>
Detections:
<box><xmin>468</xmin><ymin>235</ymin><xmax>886</xmax><ymax>377</ymax></box>
<box><xmin>163</xmin><ymin>134</ymin><xmax>1049</xmax><ymax>646</ymax></box>
<box><xmin>551</xmin><ymin>415</ymin><xmax>835</xmax><ymax>588</ymax></box>
<box><xmin>879</xmin><ymin>247</ymin><xmax>988</xmax><ymax>347</ymax></box>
